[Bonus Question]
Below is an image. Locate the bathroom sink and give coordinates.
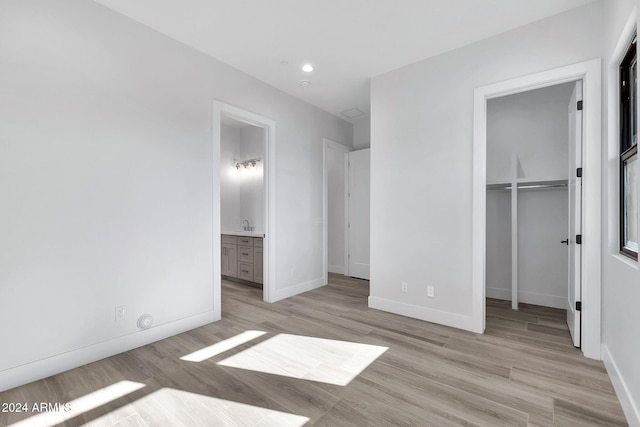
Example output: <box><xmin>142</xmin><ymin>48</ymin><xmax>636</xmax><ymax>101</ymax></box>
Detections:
<box><xmin>222</xmin><ymin>230</ymin><xmax>264</xmax><ymax>238</ymax></box>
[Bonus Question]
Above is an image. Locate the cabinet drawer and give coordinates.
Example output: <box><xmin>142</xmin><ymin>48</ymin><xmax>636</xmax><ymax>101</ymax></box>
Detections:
<box><xmin>238</xmin><ymin>245</ymin><xmax>254</xmax><ymax>263</ymax></box>
<box><xmin>238</xmin><ymin>262</ymin><xmax>254</xmax><ymax>281</ymax></box>
<box><xmin>238</xmin><ymin>237</ymin><xmax>253</xmax><ymax>246</ymax></box>
<box><xmin>221</xmin><ymin>235</ymin><xmax>238</xmax><ymax>245</ymax></box>
<box><xmin>254</xmin><ymin>238</ymin><xmax>263</xmax><ymax>248</ymax></box>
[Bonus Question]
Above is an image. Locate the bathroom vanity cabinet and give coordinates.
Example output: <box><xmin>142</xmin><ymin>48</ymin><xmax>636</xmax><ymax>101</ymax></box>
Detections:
<box><xmin>221</xmin><ymin>234</ymin><xmax>263</xmax><ymax>285</ymax></box>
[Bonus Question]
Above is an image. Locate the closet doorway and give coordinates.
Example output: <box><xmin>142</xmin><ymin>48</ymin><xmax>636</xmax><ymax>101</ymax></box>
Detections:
<box><xmin>485</xmin><ymin>81</ymin><xmax>582</xmax><ymax>346</ymax></box>
<box><xmin>471</xmin><ymin>59</ymin><xmax>602</xmax><ymax>359</ymax></box>
<box><xmin>323</xmin><ymin>139</ymin><xmax>351</xmax><ymax>282</ymax></box>
<box><xmin>322</xmin><ymin>142</ymin><xmax>370</xmax><ymax>281</ymax></box>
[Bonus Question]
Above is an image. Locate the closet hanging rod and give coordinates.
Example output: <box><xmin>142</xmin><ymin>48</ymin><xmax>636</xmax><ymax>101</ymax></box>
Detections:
<box><xmin>519</xmin><ymin>183</ymin><xmax>567</xmax><ymax>190</ymax></box>
<box><xmin>486</xmin><ymin>183</ymin><xmax>568</xmax><ymax>191</ymax></box>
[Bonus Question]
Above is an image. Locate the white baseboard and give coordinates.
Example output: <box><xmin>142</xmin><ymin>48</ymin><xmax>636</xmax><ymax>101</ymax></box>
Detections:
<box><xmin>0</xmin><ymin>311</ymin><xmax>216</xmax><ymax>393</ymax></box>
<box><xmin>602</xmin><ymin>344</ymin><xmax>640</xmax><ymax>427</ymax></box>
<box><xmin>271</xmin><ymin>277</ymin><xmax>326</xmax><ymax>302</ymax></box>
<box><xmin>368</xmin><ymin>296</ymin><xmax>477</xmax><ymax>332</ymax></box>
<box><xmin>485</xmin><ymin>287</ymin><xmax>512</xmax><ymax>301</ymax></box>
<box><xmin>328</xmin><ymin>264</ymin><xmax>345</xmax><ymax>274</ymax></box>
<box><xmin>486</xmin><ymin>287</ymin><xmax>567</xmax><ymax>309</ymax></box>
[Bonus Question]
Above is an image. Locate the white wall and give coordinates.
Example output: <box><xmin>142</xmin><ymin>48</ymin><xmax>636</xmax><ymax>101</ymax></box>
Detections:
<box><xmin>369</xmin><ymin>3</ymin><xmax>602</xmax><ymax>327</ymax></box>
<box><xmin>353</xmin><ymin>114</ymin><xmax>371</xmax><ymax>149</ymax></box>
<box><xmin>221</xmin><ymin>125</ymin><xmax>242</xmax><ymax>231</ymax></box>
<box><xmin>487</xmin><ymin>84</ymin><xmax>574</xmax><ymax>182</ymax></box>
<box><xmin>239</xmin><ymin>125</ymin><xmax>265</xmax><ymax>233</ymax></box>
<box><xmin>602</xmin><ymin>0</ymin><xmax>640</xmax><ymax>424</ymax></box>
<box><xmin>486</xmin><ymin>191</ymin><xmax>512</xmax><ymax>296</ymax></box>
<box><xmin>0</xmin><ymin>0</ymin><xmax>352</xmax><ymax>391</ymax></box>
<box><xmin>486</xmin><ymin>189</ymin><xmax>570</xmax><ymax>309</ymax></box>
<box><xmin>517</xmin><ymin>188</ymin><xmax>569</xmax><ymax>308</ymax></box>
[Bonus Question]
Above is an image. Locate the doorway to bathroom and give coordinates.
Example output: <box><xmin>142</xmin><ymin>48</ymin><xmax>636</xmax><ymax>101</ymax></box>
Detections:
<box><xmin>220</xmin><ymin>116</ymin><xmax>265</xmax><ymax>298</ymax></box>
<box><xmin>212</xmin><ymin>101</ymin><xmax>276</xmax><ymax>319</ymax></box>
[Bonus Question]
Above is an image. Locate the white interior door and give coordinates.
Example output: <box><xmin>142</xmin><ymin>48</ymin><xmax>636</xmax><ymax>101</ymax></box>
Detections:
<box><xmin>325</xmin><ymin>141</ymin><xmax>351</xmax><ymax>275</ymax></box>
<box><xmin>347</xmin><ymin>149</ymin><xmax>370</xmax><ymax>280</ymax></box>
<box><xmin>567</xmin><ymin>80</ymin><xmax>583</xmax><ymax>348</ymax></box>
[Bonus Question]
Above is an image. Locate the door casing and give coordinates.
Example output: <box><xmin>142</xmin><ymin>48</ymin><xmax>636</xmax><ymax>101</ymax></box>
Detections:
<box><xmin>472</xmin><ymin>59</ymin><xmax>602</xmax><ymax>359</ymax></box>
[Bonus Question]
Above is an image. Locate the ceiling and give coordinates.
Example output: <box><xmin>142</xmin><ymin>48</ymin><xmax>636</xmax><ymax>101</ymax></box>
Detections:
<box><xmin>94</xmin><ymin>0</ymin><xmax>597</xmax><ymax>121</ymax></box>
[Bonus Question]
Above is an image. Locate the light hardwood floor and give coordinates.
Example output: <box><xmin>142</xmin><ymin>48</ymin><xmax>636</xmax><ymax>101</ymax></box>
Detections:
<box><xmin>0</xmin><ymin>274</ymin><xmax>628</xmax><ymax>426</ymax></box>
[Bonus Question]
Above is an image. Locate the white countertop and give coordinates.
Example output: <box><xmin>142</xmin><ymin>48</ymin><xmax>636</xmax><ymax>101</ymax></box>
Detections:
<box><xmin>222</xmin><ymin>230</ymin><xmax>265</xmax><ymax>238</ymax></box>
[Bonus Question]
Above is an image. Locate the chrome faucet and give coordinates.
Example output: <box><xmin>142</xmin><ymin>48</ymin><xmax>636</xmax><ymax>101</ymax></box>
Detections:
<box><xmin>242</xmin><ymin>219</ymin><xmax>250</xmax><ymax>231</ymax></box>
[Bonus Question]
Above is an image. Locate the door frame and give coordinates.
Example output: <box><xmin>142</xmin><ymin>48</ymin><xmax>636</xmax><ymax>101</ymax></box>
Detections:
<box><xmin>345</xmin><ymin>148</ymin><xmax>371</xmax><ymax>280</ymax></box>
<box><xmin>567</xmin><ymin>80</ymin><xmax>583</xmax><ymax>348</ymax></box>
<box><xmin>323</xmin><ymin>138</ymin><xmax>352</xmax><ymax>283</ymax></box>
<box><xmin>471</xmin><ymin>59</ymin><xmax>602</xmax><ymax>359</ymax></box>
<box><xmin>213</xmin><ymin>100</ymin><xmax>277</xmax><ymax>319</ymax></box>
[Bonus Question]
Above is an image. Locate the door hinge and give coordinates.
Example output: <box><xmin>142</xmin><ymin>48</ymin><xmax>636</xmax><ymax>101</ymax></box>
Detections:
<box><xmin>576</xmin><ymin>301</ymin><xmax>582</xmax><ymax>311</ymax></box>
<box><xmin>576</xmin><ymin>234</ymin><xmax>582</xmax><ymax>244</ymax></box>
<box><xmin>577</xmin><ymin>100</ymin><xmax>583</xmax><ymax>111</ymax></box>
<box><xmin>577</xmin><ymin>167</ymin><xmax>582</xmax><ymax>178</ymax></box>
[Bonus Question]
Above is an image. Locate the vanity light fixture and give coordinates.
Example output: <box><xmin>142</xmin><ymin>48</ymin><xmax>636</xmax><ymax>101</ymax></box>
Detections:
<box><xmin>235</xmin><ymin>159</ymin><xmax>261</xmax><ymax>169</ymax></box>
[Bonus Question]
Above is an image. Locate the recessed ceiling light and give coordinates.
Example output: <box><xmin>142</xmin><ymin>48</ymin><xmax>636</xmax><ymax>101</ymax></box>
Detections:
<box><xmin>302</xmin><ymin>64</ymin><xmax>314</xmax><ymax>73</ymax></box>
<box><xmin>300</xmin><ymin>80</ymin><xmax>310</xmax><ymax>87</ymax></box>
<box><xmin>280</xmin><ymin>60</ymin><xmax>289</xmax><ymax>66</ymax></box>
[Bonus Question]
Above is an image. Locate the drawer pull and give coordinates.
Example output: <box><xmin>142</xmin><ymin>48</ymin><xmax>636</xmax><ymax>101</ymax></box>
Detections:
<box><xmin>242</xmin><ymin>252</ymin><xmax>249</xmax><ymax>256</ymax></box>
<box><xmin>242</xmin><ymin>270</ymin><xmax>249</xmax><ymax>273</ymax></box>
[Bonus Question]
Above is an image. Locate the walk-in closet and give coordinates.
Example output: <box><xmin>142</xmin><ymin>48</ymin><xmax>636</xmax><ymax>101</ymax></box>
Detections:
<box><xmin>486</xmin><ymin>82</ymin><xmax>580</xmax><ymax>313</ymax></box>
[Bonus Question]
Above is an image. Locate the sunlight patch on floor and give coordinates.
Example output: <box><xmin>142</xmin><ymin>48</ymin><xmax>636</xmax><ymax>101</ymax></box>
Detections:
<box><xmin>10</xmin><ymin>380</ymin><xmax>145</xmax><ymax>427</ymax></box>
<box><xmin>180</xmin><ymin>330</ymin><xmax>267</xmax><ymax>362</ymax></box>
<box><xmin>85</xmin><ymin>388</ymin><xmax>309</xmax><ymax>427</ymax></box>
<box><xmin>218</xmin><ymin>334</ymin><xmax>388</xmax><ymax>386</ymax></box>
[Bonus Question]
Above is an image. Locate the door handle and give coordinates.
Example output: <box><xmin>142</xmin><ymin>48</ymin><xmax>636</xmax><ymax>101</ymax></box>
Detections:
<box><xmin>561</xmin><ymin>239</ymin><xmax>569</xmax><ymax>245</ymax></box>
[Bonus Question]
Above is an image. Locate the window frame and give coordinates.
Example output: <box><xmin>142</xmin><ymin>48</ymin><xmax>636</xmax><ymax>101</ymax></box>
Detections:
<box><xmin>620</xmin><ymin>33</ymin><xmax>638</xmax><ymax>260</ymax></box>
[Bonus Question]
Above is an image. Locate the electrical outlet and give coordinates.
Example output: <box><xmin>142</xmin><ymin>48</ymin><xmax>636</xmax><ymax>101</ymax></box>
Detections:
<box><xmin>115</xmin><ymin>306</ymin><xmax>126</xmax><ymax>322</ymax></box>
<box><xmin>427</xmin><ymin>286</ymin><xmax>435</xmax><ymax>298</ymax></box>
<box><xmin>401</xmin><ymin>282</ymin><xmax>408</xmax><ymax>293</ymax></box>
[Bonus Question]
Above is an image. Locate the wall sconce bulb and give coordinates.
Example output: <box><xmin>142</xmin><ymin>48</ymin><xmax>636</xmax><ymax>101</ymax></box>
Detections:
<box><xmin>234</xmin><ymin>158</ymin><xmax>261</xmax><ymax>171</ymax></box>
